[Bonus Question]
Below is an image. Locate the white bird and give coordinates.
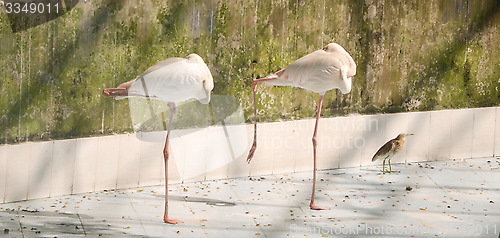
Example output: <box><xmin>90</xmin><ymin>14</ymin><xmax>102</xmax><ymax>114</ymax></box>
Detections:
<box><xmin>247</xmin><ymin>43</ymin><xmax>356</xmax><ymax>210</ymax></box>
<box><xmin>103</xmin><ymin>53</ymin><xmax>214</xmax><ymax>224</ymax></box>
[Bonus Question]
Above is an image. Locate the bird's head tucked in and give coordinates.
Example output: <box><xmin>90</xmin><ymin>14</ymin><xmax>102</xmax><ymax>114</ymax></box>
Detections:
<box><xmin>186</xmin><ymin>53</ymin><xmax>204</xmax><ymax>63</ymax></box>
<box><xmin>322</xmin><ymin>43</ymin><xmax>356</xmax><ymax>95</ymax></box>
<box><xmin>185</xmin><ymin>53</ymin><xmax>214</xmax><ymax>104</ymax></box>
<box><xmin>322</xmin><ymin>43</ymin><xmax>345</xmax><ymax>53</ymax></box>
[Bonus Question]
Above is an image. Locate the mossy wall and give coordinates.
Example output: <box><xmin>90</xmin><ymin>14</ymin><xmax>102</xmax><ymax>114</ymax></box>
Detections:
<box><xmin>0</xmin><ymin>0</ymin><xmax>499</xmax><ymax>144</ymax></box>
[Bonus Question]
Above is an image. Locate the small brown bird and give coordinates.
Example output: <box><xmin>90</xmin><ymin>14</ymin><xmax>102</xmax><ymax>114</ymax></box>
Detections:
<box><xmin>372</xmin><ymin>133</ymin><xmax>413</xmax><ymax>173</ymax></box>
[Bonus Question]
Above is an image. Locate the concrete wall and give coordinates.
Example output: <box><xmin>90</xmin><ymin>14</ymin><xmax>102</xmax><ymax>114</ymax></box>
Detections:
<box><xmin>1</xmin><ymin>107</ymin><xmax>498</xmax><ymax>203</ymax></box>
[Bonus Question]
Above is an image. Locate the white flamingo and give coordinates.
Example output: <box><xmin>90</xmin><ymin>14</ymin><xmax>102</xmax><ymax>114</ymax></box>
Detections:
<box><xmin>247</xmin><ymin>43</ymin><xmax>356</xmax><ymax>210</ymax></box>
<box><xmin>103</xmin><ymin>53</ymin><xmax>213</xmax><ymax>224</ymax></box>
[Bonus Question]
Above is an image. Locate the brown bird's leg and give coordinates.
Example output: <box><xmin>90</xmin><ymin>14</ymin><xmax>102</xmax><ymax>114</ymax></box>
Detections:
<box><xmin>310</xmin><ymin>95</ymin><xmax>329</xmax><ymax>210</ymax></box>
<box><xmin>388</xmin><ymin>159</ymin><xmax>394</xmax><ymax>173</ymax></box>
<box><xmin>246</xmin><ymin>77</ymin><xmax>278</xmax><ymax>163</ymax></box>
<box><xmin>163</xmin><ymin>102</ymin><xmax>183</xmax><ymax>224</ymax></box>
<box><xmin>382</xmin><ymin>158</ymin><xmax>387</xmax><ymax>173</ymax></box>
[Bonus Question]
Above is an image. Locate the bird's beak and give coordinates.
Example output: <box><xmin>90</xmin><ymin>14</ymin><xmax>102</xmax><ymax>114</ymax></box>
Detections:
<box><xmin>405</xmin><ymin>133</ymin><xmax>414</xmax><ymax>137</ymax></box>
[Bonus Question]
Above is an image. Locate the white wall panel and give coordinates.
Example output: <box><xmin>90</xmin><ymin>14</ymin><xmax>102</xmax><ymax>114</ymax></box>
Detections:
<box><xmin>0</xmin><ymin>145</ymin><xmax>8</xmax><ymax>203</ymax></box>
<box><xmin>316</xmin><ymin>117</ymin><xmax>341</xmax><ymax>170</ymax></box>
<box><xmin>290</xmin><ymin>119</ymin><xmax>315</xmax><ymax>173</ymax></box>
<box><xmin>428</xmin><ymin>110</ymin><xmax>452</xmax><ymax>161</ymax></box>
<box><xmin>1</xmin><ymin>107</ymin><xmax>500</xmax><ymax>204</ymax></box>
<box><xmin>406</xmin><ymin>112</ymin><xmax>430</xmax><ymax>163</ymax></box>
<box><xmin>73</xmin><ymin>137</ymin><xmax>98</xmax><ymax>194</ymax></box>
<box><xmin>171</xmin><ymin>128</ymin><xmax>209</xmax><ymax>183</ymax></box>
<box><xmin>5</xmin><ymin>143</ymin><xmax>29</xmax><ymax>202</ymax></box>
<box><xmin>248</xmin><ymin>122</ymin><xmax>277</xmax><ymax>176</ymax></box>
<box><xmin>472</xmin><ymin>107</ymin><xmax>496</xmax><ymax>158</ymax></box>
<box><xmin>95</xmin><ymin>136</ymin><xmax>119</xmax><ymax>191</ymax></box>
<box><xmin>495</xmin><ymin>107</ymin><xmax>500</xmax><ymax>157</ymax></box>
<box><xmin>116</xmin><ymin>134</ymin><xmax>141</xmax><ymax>189</ymax></box>
<box><xmin>51</xmin><ymin>139</ymin><xmax>76</xmax><ymax>197</ymax></box>
<box><xmin>138</xmin><ymin>131</ymin><xmax>166</xmax><ymax>186</ymax></box>
<box><xmin>270</xmin><ymin>121</ymin><xmax>296</xmax><ymax>174</ymax></box>
<box><xmin>28</xmin><ymin>141</ymin><xmax>53</xmax><ymax>200</ymax></box>
<box><xmin>450</xmin><ymin>109</ymin><xmax>473</xmax><ymax>160</ymax></box>
<box><xmin>205</xmin><ymin>125</ymin><xmax>247</xmax><ymax>180</ymax></box>
<box><xmin>224</xmin><ymin>124</ymin><xmax>253</xmax><ymax>179</ymax></box>
<box><xmin>359</xmin><ymin>115</ymin><xmax>386</xmax><ymax>168</ymax></box>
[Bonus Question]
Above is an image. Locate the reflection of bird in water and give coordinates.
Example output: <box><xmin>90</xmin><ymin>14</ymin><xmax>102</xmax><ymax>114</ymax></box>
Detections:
<box><xmin>103</xmin><ymin>53</ymin><xmax>213</xmax><ymax>224</ymax></box>
<box><xmin>246</xmin><ymin>43</ymin><xmax>356</xmax><ymax>210</ymax></box>
<box><xmin>372</xmin><ymin>133</ymin><xmax>414</xmax><ymax>173</ymax></box>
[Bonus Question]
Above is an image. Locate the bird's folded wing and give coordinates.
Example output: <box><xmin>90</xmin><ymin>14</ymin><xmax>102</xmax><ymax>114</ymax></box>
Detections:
<box><xmin>142</xmin><ymin>58</ymin><xmax>184</xmax><ymax>77</ymax></box>
<box><xmin>372</xmin><ymin>141</ymin><xmax>394</xmax><ymax>161</ymax></box>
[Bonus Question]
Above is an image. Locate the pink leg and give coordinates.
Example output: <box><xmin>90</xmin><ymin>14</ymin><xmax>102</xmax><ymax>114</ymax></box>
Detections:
<box><xmin>163</xmin><ymin>103</ymin><xmax>183</xmax><ymax>224</ymax></box>
<box><xmin>246</xmin><ymin>76</ymin><xmax>278</xmax><ymax>163</ymax></box>
<box><xmin>246</xmin><ymin>81</ymin><xmax>258</xmax><ymax>163</ymax></box>
<box><xmin>102</xmin><ymin>88</ymin><xmax>128</xmax><ymax>97</ymax></box>
<box><xmin>102</xmin><ymin>88</ymin><xmax>153</xmax><ymax>99</ymax></box>
<box><xmin>310</xmin><ymin>95</ymin><xmax>329</xmax><ymax>210</ymax></box>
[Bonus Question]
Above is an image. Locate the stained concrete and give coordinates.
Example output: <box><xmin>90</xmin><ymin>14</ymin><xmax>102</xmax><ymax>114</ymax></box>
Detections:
<box><xmin>1</xmin><ymin>157</ymin><xmax>499</xmax><ymax>237</ymax></box>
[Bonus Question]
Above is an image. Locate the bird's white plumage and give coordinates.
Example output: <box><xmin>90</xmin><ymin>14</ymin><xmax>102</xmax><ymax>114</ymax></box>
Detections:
<box><xmin>102</xmin><ymin>53</ymin><xmax>214</xmax><ymax>224</ymax></box>
<box><xmin>121</xmin><ymin>53</ymin><xmax>213</xmax><ymax>104</ymax></box>
<box><xmin>246</xmin><ymin>42</ymin><xmax>357</xmax><ymax>210</ymax></box>
<box><xmin>265</xmin><ymin>43</ymin><xmax>356</xmax><ymax>95</ymax></box>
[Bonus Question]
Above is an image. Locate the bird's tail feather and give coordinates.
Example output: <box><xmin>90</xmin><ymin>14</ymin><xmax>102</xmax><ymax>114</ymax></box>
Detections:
<box><xmin>118</xmin><ymin>78</ymin><xmax>136</xmax><ymax>89</ymax></box>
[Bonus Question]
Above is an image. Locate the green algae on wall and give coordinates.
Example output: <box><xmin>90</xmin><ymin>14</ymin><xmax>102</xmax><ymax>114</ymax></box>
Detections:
<box><xmin>0</xmin><ymin>0</ymin><xmax>499</xmax><ymax>144</ymax></box>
